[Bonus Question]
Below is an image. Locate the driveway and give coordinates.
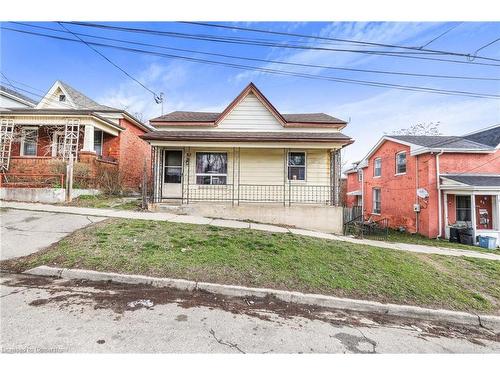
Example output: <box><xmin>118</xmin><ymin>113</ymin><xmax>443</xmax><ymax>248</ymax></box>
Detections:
<box><xmin>0</xmin><ymin>208</ymin><xmax>104</xmax><ymax>260</ymax></box>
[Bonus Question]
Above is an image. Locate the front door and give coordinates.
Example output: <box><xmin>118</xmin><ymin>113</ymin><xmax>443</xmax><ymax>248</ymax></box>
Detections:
<box><xmin>162</xmin><ymin>150</ymin><xmax>183</xmax><ymax>199</ymax></box>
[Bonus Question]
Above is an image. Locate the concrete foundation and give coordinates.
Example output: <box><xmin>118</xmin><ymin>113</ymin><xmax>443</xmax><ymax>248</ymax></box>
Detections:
<box><xmin>0</xmin><ymin>188</ymin><xmax>100</xmax><ymax>204</ymax></box>
<box><xmin>155</xmin><ymin>202</ymin><xmax>344</xmax><ymax>234</ymax></box>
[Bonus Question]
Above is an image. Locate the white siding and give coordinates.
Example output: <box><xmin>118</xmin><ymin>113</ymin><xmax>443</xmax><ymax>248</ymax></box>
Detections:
<box><xmin>217</xmin><ymin>93</ymin><xmax>283</xmax><ymax>131</ymax></box>
<box><xmin>0</xmin><ymin>93</ymin><xmax>32</xmax><ymax>108</ymax></box>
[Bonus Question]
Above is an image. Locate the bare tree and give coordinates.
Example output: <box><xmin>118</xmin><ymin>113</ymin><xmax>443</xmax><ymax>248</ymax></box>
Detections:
<box><xmin>389</xmin><ymin>121</ymin><xmax>442</xmax><ymax>136</ymax></box>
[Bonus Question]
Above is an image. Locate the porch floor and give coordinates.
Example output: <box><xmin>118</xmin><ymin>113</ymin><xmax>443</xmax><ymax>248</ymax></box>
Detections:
<box><xmin>2</xmin><ymin>201</ymin><xmax>499</xmax><ymax>261</ymax></box>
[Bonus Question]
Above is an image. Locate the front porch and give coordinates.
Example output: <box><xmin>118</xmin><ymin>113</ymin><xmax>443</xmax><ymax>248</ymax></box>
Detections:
<box><xmin>441</xmin><ymin>175</ymin><xmax>500</xmax><ymax>248</ymax></box>
<box><xmin>150</xmin><ymin>146</ymin><xmax>342</xmax><ymax>207</ymax></box>
<box><xmin>1</xmin><ymin>120</ymin><xmax>120</xmax><ymax>188</ymax></box>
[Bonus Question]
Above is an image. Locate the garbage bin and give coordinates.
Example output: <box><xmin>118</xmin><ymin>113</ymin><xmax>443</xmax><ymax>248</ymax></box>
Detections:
<box><xmin>459</xmin><ymin>232</ymin><xmax>474</xmax><ymax>245</ymax></box>
<box><xmin>478</xmin><ymin>236</ymin><xmax>497</xmax><ymax>250</ymax></box>
<box><xmin>449</xmin><ymin>227</ymin><xmax>460</xmax><ymax>243</ymax></box>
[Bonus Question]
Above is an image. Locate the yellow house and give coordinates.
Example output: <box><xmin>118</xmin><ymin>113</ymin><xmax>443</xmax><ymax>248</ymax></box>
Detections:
<box><xmin>142</xmin><ymin>83</ymin><xmax>354</xmax><ymax>232</ymax></box>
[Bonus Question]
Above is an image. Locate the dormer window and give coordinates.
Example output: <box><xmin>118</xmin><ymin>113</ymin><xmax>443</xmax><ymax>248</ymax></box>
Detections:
<box><xmin>59</xmin><ymin>94</ymin><xmax>66</xmax><ymax>102</ymax></box>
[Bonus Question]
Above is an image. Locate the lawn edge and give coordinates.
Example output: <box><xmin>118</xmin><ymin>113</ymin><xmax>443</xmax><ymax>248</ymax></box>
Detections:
<box><xmin>25</xmin><ymin>265</ymin><xmax>500</xmax><ymax>332</ymax></box>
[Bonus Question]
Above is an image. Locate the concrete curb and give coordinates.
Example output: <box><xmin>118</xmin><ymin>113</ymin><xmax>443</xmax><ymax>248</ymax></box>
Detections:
<box><xmin>24</xmin><ymin>265</ymin><xmax>500</xmax><ymax>332</ymax></box>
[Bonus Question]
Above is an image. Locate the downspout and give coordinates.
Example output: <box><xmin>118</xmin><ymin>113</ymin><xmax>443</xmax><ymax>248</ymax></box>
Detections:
<box><xmin>436</xmin><ymin>150</ymin><xmax>444</xmax><ymax>238</ymax></box>
<box><xmin>415</xmin><ymin>155</ymin><xmax>419</xmax><ymax>234</ymax></box>
<box><xmin>360</xmin><ymin>167</ymin><xmax>364</xmax><ymax>218</ymax></box>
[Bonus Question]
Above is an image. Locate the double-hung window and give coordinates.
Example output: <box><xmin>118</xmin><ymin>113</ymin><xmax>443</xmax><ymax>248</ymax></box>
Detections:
<box><xmin>288</xmin><ymin>152</ymin><xmax>306</xmax><ymax>181</ymax></box>
<box><xmin>196</xmin><ymin>152</ymin><xmax>228</xmax><ymax>185</ymax></box>
<box><xmin>21</xmin><ymin>127</ymin><xmax>38</xmax><ymax>156</ymax></box>
<box><xmin>94</xmin><ymin>130</ymin><xmax>103</xmax><ymax>156</ymax></box>
<box><xmin>372</xmin><ymin>188</ymin><xmax>381</xmax><ymax>214</ymax></box>
<box><xmin>374</xmin><ymin>157</ymin><xmax>382</xmax><ymax>177</ymax></box>
<box><xmin>396</xmin><ymin>151</ymin><xmax>407</xmax><ymax>174</ymax></box>
<box><xmin>456</xmin><ymin>195</ymin><xmax>472</xmax><ymax>222</ymax></box>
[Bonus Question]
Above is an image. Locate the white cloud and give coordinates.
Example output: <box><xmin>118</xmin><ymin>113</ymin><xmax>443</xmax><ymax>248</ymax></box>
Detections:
<box><xmin>97</xmin><ymin>62</ymin><xmax>191</xmax><ymax>120</ymax></box>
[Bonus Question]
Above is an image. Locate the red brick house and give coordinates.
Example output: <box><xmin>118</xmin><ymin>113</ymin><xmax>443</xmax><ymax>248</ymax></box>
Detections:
<box><xmin>0</xmin><ymin>81</ymin><xmax>153</xmax><ymax>191</ymax></box>
<box><xmin>345</xmin><ymin>125</ymin><xmax>500</xmax><ymax>246</ymax></box>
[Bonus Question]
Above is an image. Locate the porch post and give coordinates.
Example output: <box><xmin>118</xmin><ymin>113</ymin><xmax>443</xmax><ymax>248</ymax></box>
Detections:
<box><xmin>443</xmin><ymin>192</ymin><xmax>448</xmax><ymax>238</ymax></box>
<box><xmin>330</xmin><ymin>149</ymin><xmax>341</xmax><ymax>206</ymax></box>
<box><xmin>81</xmin><ymin>124</ymin><xmax>95</xmax><ymax>152</ymax></box>
<box><xmin>497</xmin><ymin>194</ymin><xmax>500</xmax><ymax>231</ymax></box>
<box><xmin>471</xmin><ymin>193</ymin><xmax>477</xmax><ymax>244</ymax></box>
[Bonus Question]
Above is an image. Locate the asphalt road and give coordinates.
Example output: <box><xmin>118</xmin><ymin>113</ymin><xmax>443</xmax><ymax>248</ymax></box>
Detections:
<box><xmin>1</xmin><ymin>272</ymin><xmax>499</xmax><ymax>354</ymax></box>
<box><xmin>0</xmin><ymin>208</ymin><xmax>104</xmax><ymax>260</ymax></box>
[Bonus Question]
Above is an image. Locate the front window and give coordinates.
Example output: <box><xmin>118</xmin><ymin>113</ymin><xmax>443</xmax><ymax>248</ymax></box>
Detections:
<box><xmin>396</xmin><ymin>151</ymin><xmax>407</xmax><ymax>174</ymax></box>
<box><xmin>94</xmin><ymin>130</ymin><xmax>103</xmax><ymax>156</ymax></box>
<box><xmin>374</xmin><ymin>157</ymin><xmax>382</xmax><ymax>177</ymax></box>
<box><xmin>196</xmin><ymin>152</ymin><xmax>227</xmax><ymax>185</ymax></box>
<box><xmin>288</xmin><ymin>152</ymin><xmax>306</xmax><ymax>181</ymax></box>
<box><xmin>456</xmin><ymin>195</ymin><xmax>472</xmax><ymax>222</ymax></box>
<box><xmin>21</xmin><ymin>127</ymin><xmax>38</xmax><ymax>156</ymax></box>
<box><xmin>372</xmin><ymin>188</ymin><xmax>381</xmax><ymax>214</ymax></box>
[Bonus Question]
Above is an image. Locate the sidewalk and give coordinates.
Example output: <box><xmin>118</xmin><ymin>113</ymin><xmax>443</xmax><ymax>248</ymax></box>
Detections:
<box><xmin>2</xmin><ymin>201</ymin><xmax>499</xmax><ymax>261</ymax></box>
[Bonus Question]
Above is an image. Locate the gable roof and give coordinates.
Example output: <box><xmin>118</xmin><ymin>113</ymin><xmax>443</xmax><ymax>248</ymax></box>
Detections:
<box><xmin>150</xmin><ymin>82</ymin><xmax>347</xmax><ymax>128</ymax></box>
<box><xmin>0</xmin><ymin>85</ymin><xmax>37</xmax><ymax>107</ymax></box>
<box><xmin>463</xmin><ymin>124</ymin><xmax>500</xmax><ymax>148</ymax></box>
<box><xmin>37</xmin><ymin>80</ymin><xmax>119</xmax><ymax>111</ymax></box>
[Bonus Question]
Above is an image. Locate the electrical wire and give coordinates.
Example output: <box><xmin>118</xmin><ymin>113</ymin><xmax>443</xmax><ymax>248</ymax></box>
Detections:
<box><xmin>63</xmin><ymin>22</ymin><xmax>500</xmax><ymax>67</ymax></box>
<box><xmin>56</xmin><ymin>22</ymin><xmax>160</xmax><ymax>100</ymax></box>
<box><xmin>10</xmin><ymin>22</ymin><xmax>500</xmax><ymax>82</ymax></box>
<box><xmin>3</xmin><ymin>26</ymin><xmax>499</xmax><ymax>100</ymax></box>
<box><xmin>181</xmin><ymin>21</ymin><xmax>500</xmax><ymax>63</ymax></box>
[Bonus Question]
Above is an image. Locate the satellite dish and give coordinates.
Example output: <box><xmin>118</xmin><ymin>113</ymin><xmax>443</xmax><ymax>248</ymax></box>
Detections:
<box><xmin>417</xmin><ymin>188</ymin><xmax>429</xmax><ymax>199</ymax></box>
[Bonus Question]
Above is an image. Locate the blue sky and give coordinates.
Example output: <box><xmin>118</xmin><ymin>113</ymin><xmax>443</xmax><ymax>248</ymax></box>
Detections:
<box><xmin>1</xmin><ymin>21</ymin><xmax>499</xmax><ymax>165</ymax></box>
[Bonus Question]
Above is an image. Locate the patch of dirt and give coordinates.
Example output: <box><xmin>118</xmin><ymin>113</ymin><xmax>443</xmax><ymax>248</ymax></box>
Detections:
<box><xmin>2</xmin><ymin>273</ymin><xmax>498</xmax><ymax>345</ymax></box>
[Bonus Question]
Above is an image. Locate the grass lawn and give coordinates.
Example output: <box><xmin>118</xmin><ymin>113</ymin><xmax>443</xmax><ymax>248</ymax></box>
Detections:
<box><xmin>365</xmin><ymin>229</ymin><xmax>499</xmax><ymax>254</ymax></box>
<box><xmin>3</xmin><ymin>218</ymin><xmax>499</xmax><ymax>314</ymax></box>
<box><xmin>66</xmin><ymin>194</ymin><xmax>142</xmax><ymax>211</ymax></box>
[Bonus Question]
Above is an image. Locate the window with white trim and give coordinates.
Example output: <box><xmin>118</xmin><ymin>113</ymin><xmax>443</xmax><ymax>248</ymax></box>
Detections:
<box><xmin>288</xmin><ymin>152</ymin><xmax>306</xmax><ymax>181</ymax></box>
<box><xmin>396</xmin><ymin>151</ymin><xmax>407</xmax><ymax>174</ymax></box>
<box><xmin>372</xmin><ymin>188</ymin><xmax>381</xmax><ymax>214</ymax></box>
<box><xmin>21</xmin><ymin>127</ymin><xmax>38</xmax><ymax>156</ymax></box>
<box><xmin>456</xmin><ymin>195</ymin><xmax>472</xmax><ymax>222</ymax></box>
<box><xmin>196</xmin><ymin>152</ymin><xmax>227</xmax><ymax>185</ymax></box>
<box><xmin>94</xmin><ymin>130</ymin><xmax>103</xmax><ymax>156</ymax></box>
<box><xmin>374</xmin><ymin>157</ymin><xmax>382</xmax><ymax>177</ymax></box>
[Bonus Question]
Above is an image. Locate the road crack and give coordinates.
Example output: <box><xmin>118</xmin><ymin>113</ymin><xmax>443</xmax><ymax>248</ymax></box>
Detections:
<box><xmin>209</xmin><ymin>328</ymin><xmax>246</xmax><ymax>354</ymax></box>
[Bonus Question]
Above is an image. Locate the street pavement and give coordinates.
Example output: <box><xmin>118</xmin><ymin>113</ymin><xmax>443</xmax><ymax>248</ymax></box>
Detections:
<box><xmin>1</xmin><ymin>272</ymin><xmax>499</xmax><ymax>354</ymax></box>
<box><xmin>0</xmin><ymin>208</ymin><xmax>104</xmax><ymax>260</ymax></box>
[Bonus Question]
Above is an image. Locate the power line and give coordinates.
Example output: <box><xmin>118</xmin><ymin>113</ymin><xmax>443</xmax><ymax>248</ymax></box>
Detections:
<box><xmin>63</xmin><ymin>22</ymin><xmax>500</xmax><ymax>68</ymax></box>
<box><xmin>419</xmin><ymin>23</ymin><xmax>463</xmax><ymax>48</ymax></box>
<box><xmin>56</xmin><ymin>22</ymin><xmax>160</xmax><ymax>101</ymax></box>
<box><xmin>181</xmin><ymin>21</ymin><xmax>500</xmax><ymax>63</ymax></box>
<box><xmin>474</xmin><ymin>36</ymin><xmax>500</xmax><ymax>55</ymax></box>
<box><xmin>11</xmin><ymin>22</ymin><xmax>500</xmax><ymax>82</ymax></box>
<box><xmin>4</xmin><ymin>26</ymin><xmax>500</xmax><ymax>100</ymax></box>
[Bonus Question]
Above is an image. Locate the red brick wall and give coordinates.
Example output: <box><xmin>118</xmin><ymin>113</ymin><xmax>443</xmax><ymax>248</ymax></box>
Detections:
<box><xmin>117</xmin><ymin>118</ymin><xmax>151</xmax><ymax>191</ymax></box>
<box><xmin>345</xmin><ymin>171</ymin><xmax>361</xmax><ymax>207</ymax></box>
<box><xmin>362</xmin><ymin>140</ymin><xmax>420</xmax><ymax>232</ymax></box>
<box><xmin>359</xmin><ymin>139</ymin><xmax>500</xmax><ymax>238</ymax></box>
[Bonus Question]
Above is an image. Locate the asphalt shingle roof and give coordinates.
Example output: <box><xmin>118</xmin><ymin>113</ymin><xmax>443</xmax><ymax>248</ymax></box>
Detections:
<box><xmin>443</xmin><ymin>175</ymin><xmax>500</xmax><ymax>187</ymax></box>
<box><xmin>0</xmin><ymin>85</ymin><xmax>37</xmax><ymax>106</ymax></box>
<box><xmin>59</xmin><ymin>81</ymin><xmax>119</xmax><ymax>111</ymax></box>
<box><xmin>463</xmin><ymin>125</ymin><xmax>500</xmax><ymax>148</ymax></box>
<box><xmin>151</xmin><ymin>111</ymin><xmax>346</xmax><ymax>124</ymax></box>
<box><xmin>389</xmin><ymin>135</ymin><xmax>495</xmax><ymax>150</ymax></box>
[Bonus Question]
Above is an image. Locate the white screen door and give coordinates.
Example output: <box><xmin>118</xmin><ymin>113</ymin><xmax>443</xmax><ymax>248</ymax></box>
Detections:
<box><xmin>162</xmin><ymin>150</ymin><xmax>183</xmax><ymax>198</ymax></box>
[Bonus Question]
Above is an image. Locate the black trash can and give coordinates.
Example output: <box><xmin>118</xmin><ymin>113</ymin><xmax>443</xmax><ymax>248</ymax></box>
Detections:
<box><xmin>459</xmin><ymin>228</ymin><xmax>474</xmax><ymax>245</ymax></box>
<box><xmin>449</xmin><ymin>227</ymin><xmax>460</xmax><ymax>243</ymax></box>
